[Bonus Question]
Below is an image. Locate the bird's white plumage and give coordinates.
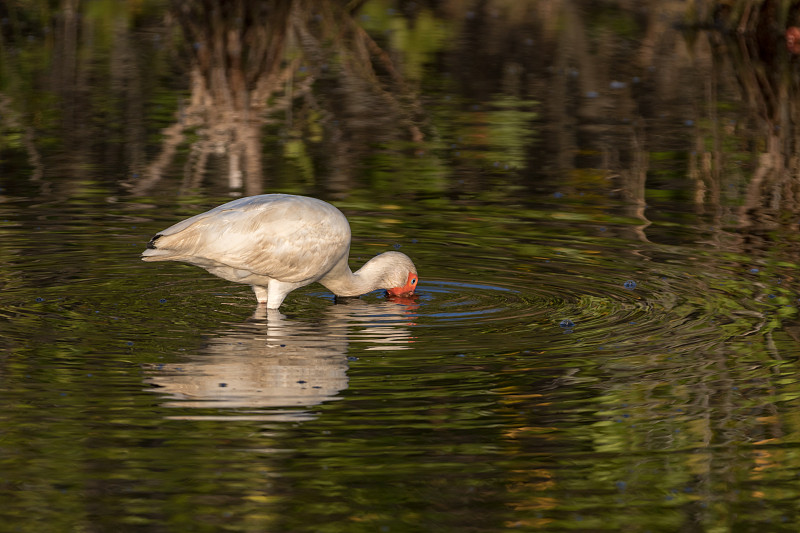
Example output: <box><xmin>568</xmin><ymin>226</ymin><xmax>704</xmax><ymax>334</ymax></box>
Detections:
<box><xmin>142</xmin><ymin>194</ymin><xmax>417</xmax><ymax>309</ymax></box>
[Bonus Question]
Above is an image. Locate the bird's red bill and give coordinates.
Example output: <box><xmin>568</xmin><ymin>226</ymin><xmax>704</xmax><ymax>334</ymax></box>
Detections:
<box><xmin>387</xmin><ymin>272</ymin><xmax>418</xmax><ymax>298</ymax></box>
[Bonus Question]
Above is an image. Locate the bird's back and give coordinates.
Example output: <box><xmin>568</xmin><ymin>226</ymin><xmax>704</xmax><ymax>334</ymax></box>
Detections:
<box><xmin>142</xmin><ymin>194</ymin><xmax>351</xmax><ymax>284</ymax></box>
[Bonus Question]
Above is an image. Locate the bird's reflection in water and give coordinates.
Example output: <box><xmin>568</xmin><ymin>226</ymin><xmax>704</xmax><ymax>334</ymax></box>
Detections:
<box><xmin>145</xmin><ymin>298</ymin><xmax>417</xmax><ymax>421</ymax></box>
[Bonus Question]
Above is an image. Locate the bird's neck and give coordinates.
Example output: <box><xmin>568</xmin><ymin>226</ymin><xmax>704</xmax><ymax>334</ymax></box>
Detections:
<box><xmin>319</xmin><ymin>256</ymin><xmax>383</xmax><ymax>297</ymax></box>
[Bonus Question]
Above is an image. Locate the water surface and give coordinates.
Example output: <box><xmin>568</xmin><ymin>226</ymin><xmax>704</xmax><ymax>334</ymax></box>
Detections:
<box><xmin>3</xmin><ymin>1</ymin><xmax>800</xmax><ymax>532</ymax></box>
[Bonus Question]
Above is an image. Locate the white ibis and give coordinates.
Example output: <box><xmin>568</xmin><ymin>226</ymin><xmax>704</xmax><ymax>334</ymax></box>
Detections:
<box><xmin>141</xmin><ymin>194</ymin><xmax>418</xmax><ymax>309</ymax></box>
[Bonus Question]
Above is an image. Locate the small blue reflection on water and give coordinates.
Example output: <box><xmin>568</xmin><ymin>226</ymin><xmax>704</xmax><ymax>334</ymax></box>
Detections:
<box><xmin>431</xmin><ymin>280</ymin><xmax>517</xmax><ymax>293</ymax></box>
<box><xmin>428</xmin><ymin>309</ymin><xmax>502</xmax><ymax>319</ymax></box>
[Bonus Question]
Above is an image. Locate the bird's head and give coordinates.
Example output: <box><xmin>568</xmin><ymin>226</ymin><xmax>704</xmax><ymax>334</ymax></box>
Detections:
<box><xmin>370</xmin><ymin>251</ymin><xmax>418</xmax><ymax>298</ymax></box>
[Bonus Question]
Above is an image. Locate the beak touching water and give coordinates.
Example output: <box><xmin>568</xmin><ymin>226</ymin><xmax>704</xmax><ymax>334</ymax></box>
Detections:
<box><xmin>387</xmin><ymin>272</ymin><xmax>418</xmax><ymax>298</ymax></box>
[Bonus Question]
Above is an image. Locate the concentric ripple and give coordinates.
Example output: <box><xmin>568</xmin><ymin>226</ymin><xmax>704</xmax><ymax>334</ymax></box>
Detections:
<box><xmin>398</xmin><ymin>252</ymin><xmax>784</xmax><ymax>359</ymax></box>
<box><xmin>418</xmin><ymin>280</ymin><xmax>529</xmax><ymax>322</ymax></box>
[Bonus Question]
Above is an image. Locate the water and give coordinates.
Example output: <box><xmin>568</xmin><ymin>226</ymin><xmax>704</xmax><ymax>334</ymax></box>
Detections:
<box><xmin>3</xmin><ymin>1</ymin><xmax>800</xmax><ymax>531</ymax></box>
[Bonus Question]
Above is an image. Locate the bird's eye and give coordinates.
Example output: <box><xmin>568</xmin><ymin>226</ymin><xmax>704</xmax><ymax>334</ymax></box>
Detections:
<box><xmin>411</xmin><ymin>277</ymin><xmax>417</xmax><ymax>285</ymax></box>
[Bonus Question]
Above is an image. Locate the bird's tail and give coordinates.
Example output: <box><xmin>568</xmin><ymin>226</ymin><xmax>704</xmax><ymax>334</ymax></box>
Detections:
<box><xmin>141</xmin><ymin>234</ymin><xmax>174</xmax><ymax>261</ymax></box>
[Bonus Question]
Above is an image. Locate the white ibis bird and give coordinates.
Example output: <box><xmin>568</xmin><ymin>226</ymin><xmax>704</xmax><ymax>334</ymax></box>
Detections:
<box><xmin>141</xmin><ymin>194</ymin><xmax>418</xmax><ymax>309</ymax></box>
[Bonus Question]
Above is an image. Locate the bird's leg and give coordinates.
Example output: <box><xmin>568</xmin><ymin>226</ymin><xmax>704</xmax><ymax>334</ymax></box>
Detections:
<box><xmin>265</xmin><ymin>279</ymin><xmax>294</xmax><ymax>309</ymax></box>
<box><xmin>252</xmin><ymin>285</ymin><xmax>269</xmax><ymax>305</ymax></box>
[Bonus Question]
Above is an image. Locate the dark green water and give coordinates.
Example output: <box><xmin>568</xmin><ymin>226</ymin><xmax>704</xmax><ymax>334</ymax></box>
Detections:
<box><xmin>3</xmin><ymin>191</ymin><xmax>800</xmax><ymax>532</ymax></box>
<box><xmin>4</xmin><ymin>1</ymin><xmax>800</xmax><ymax>531</ymax></box>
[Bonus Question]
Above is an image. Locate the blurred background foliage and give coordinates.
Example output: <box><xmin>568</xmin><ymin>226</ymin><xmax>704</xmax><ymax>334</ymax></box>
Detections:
<box><xmin>2</xmin><ymin>0</ymin><xmax>800</xmax><ymax>231</ymax></box>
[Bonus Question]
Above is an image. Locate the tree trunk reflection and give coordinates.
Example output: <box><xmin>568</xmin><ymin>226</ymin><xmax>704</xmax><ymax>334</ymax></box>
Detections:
<box><xmin>130</xmin><ymin>0</ymin><xmax>424</xmax><ymax>197</ymax></box>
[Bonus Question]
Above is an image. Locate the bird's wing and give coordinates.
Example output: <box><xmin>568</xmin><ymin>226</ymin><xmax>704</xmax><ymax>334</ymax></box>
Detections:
<box><xmin>148</xmin><ymin>195</ymin><xmax>351</xmax><ymax>282</ymax></box>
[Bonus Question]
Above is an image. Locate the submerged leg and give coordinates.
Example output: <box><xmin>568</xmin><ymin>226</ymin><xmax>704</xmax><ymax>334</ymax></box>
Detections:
<box><xmin>266</xmin><ymin>279</ymin><xmax>295</xmax><ymax>309</ymax></box>
<box><xmin>252</xmin><ymin>285</ymin><xmax>269</xmax><ymax>305</ymax></box>
<box><xmin>253</xmin><ymin>280</ymin><xmax>304</xmax><ymax>309</ymax></box>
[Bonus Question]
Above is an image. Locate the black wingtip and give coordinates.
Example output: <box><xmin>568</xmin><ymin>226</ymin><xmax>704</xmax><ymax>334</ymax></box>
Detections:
<box><xmin>146</xmin><ymin>234</ymin><xmax>162</xmax><ymax>250</ymax></box>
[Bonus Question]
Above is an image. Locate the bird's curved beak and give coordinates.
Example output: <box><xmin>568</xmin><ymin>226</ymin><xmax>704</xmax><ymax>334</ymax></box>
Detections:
<box><xmin>387</xmin><ymin>272</ymin><xmax>418</xmax><ymax>298</ymax></box>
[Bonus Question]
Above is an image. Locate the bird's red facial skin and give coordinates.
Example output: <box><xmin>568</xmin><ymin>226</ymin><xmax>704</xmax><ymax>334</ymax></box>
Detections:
<box><xmin>788</xmin><ymin>27</ymin><xmax>800</xmax><ymax>54</ymax></box>
<box><xmin>387</xmin><ymin>272</ymin><xmax>418</xmax><ymax>298</ymax></box>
